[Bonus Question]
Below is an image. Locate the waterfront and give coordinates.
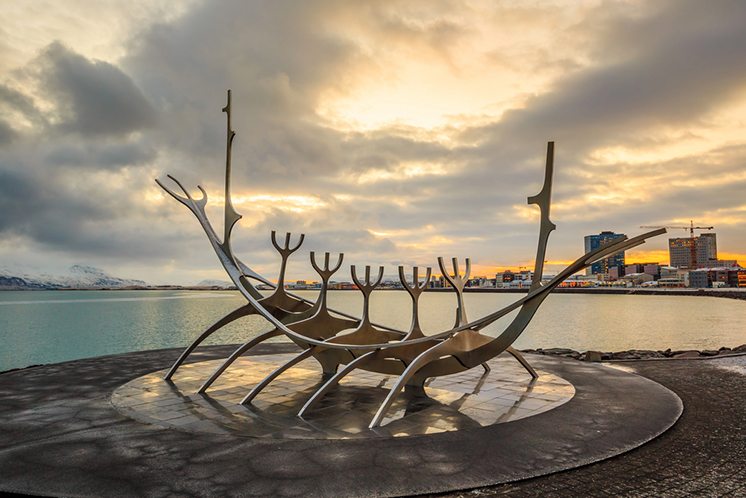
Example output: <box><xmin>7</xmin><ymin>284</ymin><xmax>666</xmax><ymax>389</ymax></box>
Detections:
<box><xmin>1</xmin><ymin>289</ymin><xmax>745</xmax><ymax>372</ymax></box>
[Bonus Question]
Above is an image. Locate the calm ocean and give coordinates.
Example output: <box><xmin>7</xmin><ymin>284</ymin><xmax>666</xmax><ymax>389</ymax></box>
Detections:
<box><xmin>1</xmin><ymin>289</ymin><xmax>745</xmax><ymax>372</ymax></box>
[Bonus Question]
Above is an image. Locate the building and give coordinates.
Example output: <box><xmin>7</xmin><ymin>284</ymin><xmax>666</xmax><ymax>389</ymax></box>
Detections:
<box><xmin>559</xmin><ymin>274</ymin><xmax>600</xmax><ymax>287</ymax></box>
<box><xmin>688</xmin><ymin>267</ymin><xmax>746</xmax><ymax>288</ymax></box>
<box><xmin>668</xmin><ymin>237</ymin><xmax>695</xmax><ymax>268</ymax></box>
<box><xmin>707</xmin><ymin>259</ymin><xmax>738</xmax><ymax>267</ymax></box>
<box><xmin>657</xmin><ymin>266</ymin><xmax>689</xmax><ymax>287</ymax></box>
<box><xmin>625</xmin><ymin>262</ymin><xmax>661</xmax><ymax>279</ymax></box>
<box><xmin>466</xmin><ymin>277</ymin><xmax>494</xmax><ymax>288</ymax></box>
<box><xmin>688</xmin><ymin>270</ymin><xmax>709</xmax><ymax>288</ymax></box>
<box><xmin>696</xmin><ymin>233</ymin><xmax>717</xmax><ymax>267</ymax></box>
<box><xmin>499</xmin><ymin>270</ymin><xmax>515</xmax><ymax>283</ymax></box>
<box><xmin>668</xmin><ymin>233</ymin><xmax>717</xmax><ymax>269</ymax></box>
<box><xmin>620</xmin><ymin>272</ymin><xmax>654</xmax><ymax>286</ymax></box>
<box><xmin>584</xmin><ymin>231</ymin><xmax>626</xmax><ymax>277</ymax></box>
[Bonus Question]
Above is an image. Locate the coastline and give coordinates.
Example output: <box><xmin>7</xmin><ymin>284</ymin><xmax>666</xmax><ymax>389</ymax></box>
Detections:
<box><xmin>3</xmin><ymin>286</ymin><xmax>746</xmax><ymax>300</ymax></box>
<box><xmin>4</xmin><ymin>344</ymin><xmax>745</xmax><ymax>376</ymax></box>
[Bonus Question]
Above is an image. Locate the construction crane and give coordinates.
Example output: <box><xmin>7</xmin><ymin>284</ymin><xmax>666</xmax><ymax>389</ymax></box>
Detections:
<box><xmin>640</xmin><ymin>220</ymin><xmax>714</xmax><ymax>269</ymax></box>
<box><xmin>639</xmin><ymin>220</ymin><xmax>714</xmax><ymax>237</ymax></box>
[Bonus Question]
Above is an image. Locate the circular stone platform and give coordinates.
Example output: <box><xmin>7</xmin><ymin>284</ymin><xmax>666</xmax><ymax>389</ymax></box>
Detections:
<box><xmin>113</xmin><ymin>354</ymin><xmax>574</xmax><ymax>439</ymax></box>
<box><xmin>0</xmin><ymin>344</ymin><xmax>682</xmax><ymax>497</ymax></box>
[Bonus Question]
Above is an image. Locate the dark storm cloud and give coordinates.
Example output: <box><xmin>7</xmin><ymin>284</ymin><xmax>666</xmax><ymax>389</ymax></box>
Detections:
<box><xmin>0</xmin><ymin>40</ymin><xmax>169</xmax><ymax>267</ymax></box>
<box><xmin>38</xmin><ymin>42</ymin><xmax>156</xmax><ymax>136</ymax></box>
<box><xmin>0</xmin><ymin>161</ymin><xmax>200</xmax><ymax>261</ymax></box>
<box><xmin>45</xmin><ymin>140</ymin><xmax>156</xmax><ymax>168</ymax></box>
<box><xmin>123</xmin><ymin>0</ymin><xmax>362</xmax><ymax>172</ymax></box>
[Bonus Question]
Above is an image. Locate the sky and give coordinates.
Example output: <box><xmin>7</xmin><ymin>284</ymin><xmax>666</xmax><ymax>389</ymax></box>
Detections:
<box><xmin>2</xmin><ymin>0</ymin><xmax>746</xmax><ymax>285</ymax></box>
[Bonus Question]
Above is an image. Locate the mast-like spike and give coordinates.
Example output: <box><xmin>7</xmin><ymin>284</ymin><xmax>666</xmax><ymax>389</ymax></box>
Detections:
<box><xmin>526</xmin><ymin>141</ymin><xmax>556</xmax><ymax>291</ymax></box>
<box><xmin>222</xmin><ymin>89</ymin><xmax>242</xmax><ymax>247</ymax></box>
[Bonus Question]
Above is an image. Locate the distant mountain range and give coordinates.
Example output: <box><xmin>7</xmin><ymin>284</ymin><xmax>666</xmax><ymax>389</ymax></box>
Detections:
<box><xmin>0</xmin><ymin>265</ymin><xmax>147</xmax><ymax>290</ymax></box>
<box><xmin>195</xmin><ymin>279</ymin><xmax>234</xmax><ymax>288</ymax></box>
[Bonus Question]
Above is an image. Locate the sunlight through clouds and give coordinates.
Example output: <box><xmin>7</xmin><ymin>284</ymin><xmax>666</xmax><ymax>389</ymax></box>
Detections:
<box><xmin>2</xmin><ymin>0</ymin><xmax>746</xmax><ymax>283</ymax></box>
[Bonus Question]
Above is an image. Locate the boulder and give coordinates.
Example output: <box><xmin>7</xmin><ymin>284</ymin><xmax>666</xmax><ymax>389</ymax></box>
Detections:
<box><xmin>584</xmin><ymin>351</ymin><xmax>603</xmax><ymax>362</ymax></box>
<box><xmin>700</xmin><ymin>350</ymin><xmax>719</xmax><ymax>356</ymax></box>
<box><xmin>733</xmin><ymin>344</ymin><xmax>746</xmax><ymax>353</ymax></box>
<box><xmin>628</xmin><ymin>349</ymin><xmax>664</xmax><ymax>358</ymax></box>
<box><xmin>542</xmin><ymin>348</ymin><xmax>577</xmax><ymax>355</ymax></box>
<box><xmin>611</xmin><ymin>351</ymin><xmax>642</xmax><ymax>360</ymax></box>
<box><xmin>673</xmin><ymin>350</ymin><xmax>701</xmax><ymax>359</ymax></box>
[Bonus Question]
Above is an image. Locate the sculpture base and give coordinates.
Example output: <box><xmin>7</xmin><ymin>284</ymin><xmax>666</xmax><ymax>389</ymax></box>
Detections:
<box><xmin>0</xmin><ymin>344</ymin><xmax>682</xmax><ymax>497</ymax></box>
<box><xmin>113</xmin><ymin>354</ymin><xmax>574</xmax><ymax>439</ymax></box>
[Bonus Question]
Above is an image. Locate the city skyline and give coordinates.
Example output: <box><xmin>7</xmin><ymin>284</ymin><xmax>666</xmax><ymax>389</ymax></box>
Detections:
<box><xmin>2</xmin><ymin>1</ymin><xmax>746</xmax><ymax>284</ymax></box>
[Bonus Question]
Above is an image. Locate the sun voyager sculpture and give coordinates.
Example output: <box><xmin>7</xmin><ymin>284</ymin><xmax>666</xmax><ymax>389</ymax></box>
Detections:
<box><xmin>156</xmin><ymin>90</ymin><xmax>665</xmax><ymax>429</ymax></box>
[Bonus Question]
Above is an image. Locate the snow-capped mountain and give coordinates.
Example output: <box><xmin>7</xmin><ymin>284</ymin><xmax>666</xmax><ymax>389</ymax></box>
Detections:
<box><xmin>0</xmin><ymin>265</ymin><xmax>147</xmax><ymax>289</ymax></box>
<box><xmin>195</xmin><ymin>279</ymin><xmax>234</xmax><ymax>288</ymax></box>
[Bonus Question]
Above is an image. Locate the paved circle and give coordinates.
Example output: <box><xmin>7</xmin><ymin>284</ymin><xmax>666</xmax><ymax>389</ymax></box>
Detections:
<box><xmin>112</xmin><ymin>354</ymin><xmax>574</xmax><ymax>439</ymax></box>
<box><xmin>0</xmin><ymin>345</ymin><xmax>682</xmax><ymax>497</ymax></box>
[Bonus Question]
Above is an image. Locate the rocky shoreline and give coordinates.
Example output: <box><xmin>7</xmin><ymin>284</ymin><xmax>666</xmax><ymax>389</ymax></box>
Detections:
<box><xmin>521</xmin><ymin>344</ymin><xmax>746</xmax><ymax>361</ymax></box>
<box><xmin>3</xmin><ymin>345</ymin><xmax>745</xmax><ymax>376</ymax></box>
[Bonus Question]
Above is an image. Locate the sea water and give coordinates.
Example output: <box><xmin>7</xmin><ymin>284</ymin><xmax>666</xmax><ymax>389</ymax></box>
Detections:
<box><xmin>1</xmin><ymin>289</ymin><xmax>745</xmax><ymax>371</ymax></box>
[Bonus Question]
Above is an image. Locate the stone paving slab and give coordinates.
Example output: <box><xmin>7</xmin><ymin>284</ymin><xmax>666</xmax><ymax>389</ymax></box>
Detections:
<box><xmin>0</xmin><ymin>345</ymin><xmax>682</xmax><ymax>497</ymax></box>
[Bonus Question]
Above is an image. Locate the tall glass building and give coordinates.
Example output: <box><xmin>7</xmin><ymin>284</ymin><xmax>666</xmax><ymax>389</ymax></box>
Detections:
<box><xmin>584</xmin><ymin>231</ymin><xmax>626</xmax><ymax>277</ymax></box>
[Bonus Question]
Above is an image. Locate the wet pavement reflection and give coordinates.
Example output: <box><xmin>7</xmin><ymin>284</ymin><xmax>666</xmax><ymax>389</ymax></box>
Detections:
<box><xmin>112</xmin><ymin>353</ymin><xmax>574</xmax><ymax>439</ymax></box>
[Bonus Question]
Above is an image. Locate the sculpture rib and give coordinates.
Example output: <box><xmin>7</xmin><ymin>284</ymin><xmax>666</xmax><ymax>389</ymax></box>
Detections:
<box><xmin>163</xmin><ymin>304</ymin><xmax>255</xmax><ymax>381</ymax></box>
<box><xmin>241</xmin><ymin>348</ymin><xmax>315</xmax><ymax>405</ymax></box>
<box><xmin>297</xmin><ymin>350</ymin><xmax>378</xmax><ymax>417</ymax></box>
<box><xmin>197</xmin><ymin>328</ymin><xmax>283</xmax><ymax>393</ymax></box>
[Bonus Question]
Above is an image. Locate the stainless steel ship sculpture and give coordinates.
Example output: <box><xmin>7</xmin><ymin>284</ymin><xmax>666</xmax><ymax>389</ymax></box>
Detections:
<box><xmin>157</xmin><ymin>90</ymin><xmax>666</xmax><ymax>428</ymax></box>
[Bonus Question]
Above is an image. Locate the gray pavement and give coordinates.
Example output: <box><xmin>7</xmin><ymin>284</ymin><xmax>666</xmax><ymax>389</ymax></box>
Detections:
<box><xmin>441</xmin><ymin>355</ymin><xmax>746</xmax><ymax>497</ymax></box>
<box><xmin>0</xmin><ymin>345</ymin><xmax>683</xmax><ymax>497</ymax></box>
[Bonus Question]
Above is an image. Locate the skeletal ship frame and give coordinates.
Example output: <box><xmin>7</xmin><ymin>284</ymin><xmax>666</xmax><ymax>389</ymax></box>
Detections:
<box><xmin>156</xmin><ymin>91</ymin><xmax>665</xmax><ymax>428</ymax></box>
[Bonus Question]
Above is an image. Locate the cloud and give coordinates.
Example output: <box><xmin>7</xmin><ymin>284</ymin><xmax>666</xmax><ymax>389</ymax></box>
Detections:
<box><xmin>37</xmin><ymin>42</ymin><xmax>156</xmax><ymax>136</ymax></box>
<box><xmin>2</xmin><ymin>0</ymin><xmax>746</xmax><ymax>283</ymax></box>
<box><xmin>0</xmin><ymin>119</ymin><xmax>16</xmax><ymax>145</ymax></box>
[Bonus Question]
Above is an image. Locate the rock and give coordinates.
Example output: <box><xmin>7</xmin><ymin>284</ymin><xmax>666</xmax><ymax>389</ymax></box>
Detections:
<box><xmin>611</xmin><ymin>351</ymin><xmax>641</xmax><ymax>360</ymax></box>
<box><xmin>673</xmin><ymin>351</ymin><xmax>701</xmax><ymax>358</ymax></box>
<box><xmin>628</xmin><ymin>349</ymin><xmax>664</xmax><ymax>358</ymax></box>
<box><xmin>663</xmin><ymin>348</ymin><xmax>673</xmax><ymax>357</ymax></box>
<box><xmin>542</xmin><ymin>348</ymin><xmax>576</xmax><ymax>355</ymax></box>
<box><xmin>700</xmin><ymin>350</ymin><xmax>719</xmax><ymax>356</ymax></box>
<box><xmin>733</xmin><ymin>344</ymin><xmax>746</xmax><ymax>353</ymax></box>
<box><xmin>718</xmin><ymin>347</ymin><xmax>732</xmax><ymax>355</ymax></box>
<box><xmin>584</xmin><ymin>351</ymin><xmax>603</xmax><ymax>362</ymax></box>
<box><xmin>601</xmin><ymin>353</ymin><xmax>612</xmax><ymax>360</ymax></box>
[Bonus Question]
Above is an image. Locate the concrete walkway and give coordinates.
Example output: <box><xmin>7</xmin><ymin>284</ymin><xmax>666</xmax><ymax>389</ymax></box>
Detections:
<box><xmin>441</xmin><ymin>355</ymin><xmax>746</xmax><ymax>497</ymax></box>
<box><xmin>0</xmin><ymin>345</ymin><xmax>682</xmax><ymax>497</ymax></box>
